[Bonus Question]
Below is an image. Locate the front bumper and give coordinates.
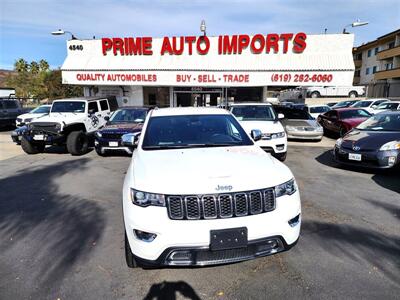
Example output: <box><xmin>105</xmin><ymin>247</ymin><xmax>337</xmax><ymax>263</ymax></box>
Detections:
<box><xmin>286</xmin><ymin>130</ymin><xmax>323</xmax><ymax>140</ymax></box>
<box><xmin>95</xmin><ymin>137</ymin><xmax>133</xmax><ymax>154</ymax></box>
<box><xmin>123</xmin><ymin>190</ymin><xmax>301</xmax><ymax>263</ymax></box>
<box><xmin>255</xmin><ymin>136</ymin><xmax>287</xmax><ymax>154</ymax></box>
<box><xmin>133</xmin><ymin>235</ymin><xmax>298</xmax><ymax>267</ymax></box>
<box><xmin>333</xmin><ymin>146</ymin><xmax>400</xmax><ymax>169</ymax></box>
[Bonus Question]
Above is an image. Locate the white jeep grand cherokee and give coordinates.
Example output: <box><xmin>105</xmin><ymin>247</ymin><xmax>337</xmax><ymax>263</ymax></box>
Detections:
<box><xmin>122</xmin><ymin>107</ymin><xmax>301</xmax><ymax>268</ymax></box>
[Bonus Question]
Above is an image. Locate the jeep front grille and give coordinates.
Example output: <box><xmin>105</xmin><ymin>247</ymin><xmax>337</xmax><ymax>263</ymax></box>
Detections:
<box><xmin>101</xmin><ymin>132</ymin><xmax>123</xmax><ymax>139</ymax></box>
<box><xmin>167</xmin><ymin>189</ymin><xmax>275</xmax><ymax>220</ymax></box>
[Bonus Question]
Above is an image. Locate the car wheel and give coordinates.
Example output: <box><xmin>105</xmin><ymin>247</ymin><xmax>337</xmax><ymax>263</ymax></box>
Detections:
<box><xmin>95</xmin><ymin>146</ymin><xmax>106</xmax><ymax>156</ymax></box>
<box><xmin>348</xmin><ymin>91</ymin><xmax>358</xmax><ymax>98</ymax></box>
<box><xmin>125</xmin><ymin>233</ymin><xmax>138</xmax><ymax>268</ymax></box>
<box><xmin>21</xmin><ymin>137</ymin><xmax>45</xmax><ymax>154</ymax></box>
<box><xmin>311</xmin><ymin>91</ymin><xmax>320</xmax><ymax>98</ymax></box>
<box><xmin>67</xmin><ymin>131</ymin><xmax>89</xmax><ymax>156</ymax></box>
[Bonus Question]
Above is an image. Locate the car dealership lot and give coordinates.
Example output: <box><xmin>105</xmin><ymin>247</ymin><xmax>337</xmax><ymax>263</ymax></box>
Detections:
<box><xmin>0</xmin><ymin>144</ymin><xmax>399</xmax><ymax>299</ymax></box>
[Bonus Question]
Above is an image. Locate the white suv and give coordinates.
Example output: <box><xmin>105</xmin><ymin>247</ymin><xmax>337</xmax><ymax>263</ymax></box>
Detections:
<box><xmin>230</xmin><ymin>103</ymin><xmax>287</xmax><ymax>161</ymax></box>
<box><xmin>21</xmin><ymin>97</ymin><xmax>118</xmax><ymax>155</ymax></box>
<box><xmin>122</xmin><ymin>107</ymin><xmax>301</xmax><ymax>268</ymax></box>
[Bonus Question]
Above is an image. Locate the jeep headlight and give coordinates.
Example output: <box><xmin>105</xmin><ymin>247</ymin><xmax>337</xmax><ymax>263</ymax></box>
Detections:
<box><xmin>275</xmin><ymin>179</ymin><xmax>297</xmax><ymax>197</ymax></box>
<box><xmin>270</xmin><ymin>132</ymin><xmax>286</xmax><ymax>139</ymax></box>
<box><xmin>335</xmin><ymin>138</ymin><xmax>343</xmax><ymax>148</ymax></box>
<box><xmin>95</xmin><ymin>131</ymin><xmax>102</xmax><ymax>138</ymax></box>
<box><xmin>380</xmin><ymin>141</ymin><xmax>400</xmax><ymax>151</ymax></box>
<box><xmin>130</xmin><ymin>189</ymin><xmax>166</xmax><ymax>207</ymax></box>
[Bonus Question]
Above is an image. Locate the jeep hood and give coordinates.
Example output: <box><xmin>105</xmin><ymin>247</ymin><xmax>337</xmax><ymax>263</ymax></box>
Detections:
<box><xmin>131</xmin><ymin>146</ymin><xmax>293</xmax><ymax>195</ymax></box>
<box><xmin>238</xmin><ymin>120</ymin><xmax>284</xmax><ymax>134</ymax></box>
<box><xmin>30</xmin><ymin>113</ymin><xmax>85</xmax><ymax>124</ymax></box>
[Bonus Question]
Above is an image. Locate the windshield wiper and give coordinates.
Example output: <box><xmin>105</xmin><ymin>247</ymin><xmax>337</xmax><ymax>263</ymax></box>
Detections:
<box><xmin>142</xmin><ymin>143</ymin><xmax>240</xmax><ymax>150</ymax></box>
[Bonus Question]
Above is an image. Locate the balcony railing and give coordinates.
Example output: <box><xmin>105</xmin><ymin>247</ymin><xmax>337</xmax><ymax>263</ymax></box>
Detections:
<box><xmin>374</xmin><ymin>67</ymin><xmax>400</xmax><ymax>80</ymax></box>
<box><xmin>354</xmin><ymin>60</ymin><xmax>362</xmax><ymax>68</ymax></box>
<box><xmin>377</xmin><ymin>45</ymin><xmax>400</xmax><ymax>60</ymax></box>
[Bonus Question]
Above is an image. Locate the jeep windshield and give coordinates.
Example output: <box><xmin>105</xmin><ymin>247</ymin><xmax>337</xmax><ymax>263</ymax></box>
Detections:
<box><xmin>109</xmin><ymin>108</ymin><xmax>147</xmax><ymax>123</ymax></box>
<box><xmin>51</xmin><ymin>101</ymin><xmax>86</xmax><ymax>113</ymax></box>
<box><xmin>231</xmin><ymin>105</ymin><xmax>276</xmax><ymax>121</ymax></box>
<box><xmin>142</xmin><ymin>114</ymin><xmax>253</xmax><ymax>150</ymax></box>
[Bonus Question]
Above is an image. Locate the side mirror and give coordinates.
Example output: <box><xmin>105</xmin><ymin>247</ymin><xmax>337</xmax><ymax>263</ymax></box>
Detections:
<box><xmin>121</xmin><ymin>133</ymin><xmax>139</xmax><ymax>148</ymax></box>
<box><xmin>250</xmin><ymin>129</ymin><xmax>262</xmax><ymax>142</ymax></box>
<box><xmin>278</xmin><ymin>113</ymin><xmax>285</xmax><ymax>119</ymax></box>
<box><xmin>104</xmin><ymin>116</ymin><xmax>110</xmax><ymax>121</ymax></box>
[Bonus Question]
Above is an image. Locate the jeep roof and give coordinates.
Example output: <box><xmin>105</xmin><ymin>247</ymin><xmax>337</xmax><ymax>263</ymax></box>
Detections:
<box><xmin>52</xmin><ymin>97</ymin><xmax>112</xmax><ymax>102</ymax></box>
<box><xmin>151</xmin><ymin>107</ymin><xmax>229</xmax><ymax>117</ymax></box>
<box><xmin>230</xmin><ymin>102</ymin><xmax>273</xmax><ymax>106</ymax></box>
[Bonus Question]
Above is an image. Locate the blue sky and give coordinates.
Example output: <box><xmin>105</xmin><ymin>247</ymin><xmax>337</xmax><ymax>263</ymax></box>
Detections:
<box><xmin>0</xmin><ymin>0</ymin><xmax>399</xmax><ymax>70</ymax></box>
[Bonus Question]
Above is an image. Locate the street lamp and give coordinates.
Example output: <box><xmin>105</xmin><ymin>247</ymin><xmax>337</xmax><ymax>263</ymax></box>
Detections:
<box><xmin>51</xmin><ymin>29</ymin><xmax>78</xmax><ymax>40</ymax></box>
<box><xmin>342</xmin><ymin>20</ymin><xmax>369</xmax><ymax>34</ymax></box>
<box><xmin>200</xmin><ymin>20</ymin><xmax>206</xmax><ymax>36</ymax></box>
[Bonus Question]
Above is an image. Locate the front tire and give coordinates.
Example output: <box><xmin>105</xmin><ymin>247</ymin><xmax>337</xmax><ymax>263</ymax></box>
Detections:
<box><xmin>66</xmin><ymin>131</ymin><xmax>89</xmax><ymax>156</ymax></box>
<box><xmin>21</xmin><ymin>137</ymin><xmax>45</xmax><ymax>154</ymax></box>
<box><xmin>125</xmin><ymin>233</ymin><xmax>138</xmax><ymax>268</ymax></box>
<box><xmin>348</xmin><ymin>91</ymin><xmax>358</xmax><ymax>98</ymax></box>
<box><xmin>339</xmin><ymin>126</ymin><xmax>347</xmax><ymax>137</ymax></box>
<box><xmin>311</xmin><ymin>91</ymin><xmax>320</xmax><ymax>98</ymax></box>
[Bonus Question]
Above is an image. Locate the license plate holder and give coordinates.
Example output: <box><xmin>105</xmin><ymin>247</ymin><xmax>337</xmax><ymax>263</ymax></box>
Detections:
<box><xmin>210</xmin><ymin>227</ymin><xmax>248</xmax><ymax>251</ymax></box>
<box><xmin>109</xmin><ymin>141</ymin><xmax>118</xmax><ymax>147</ymax></box>
<box><xmin>33</xmin><ymin>134</ymin><xmax>44</xmax><ymax>140</ymax></box>
<box><xmin>349</xmin><ymin>153</ymin><xmax>362</xmax><ymax>161</ymax></box>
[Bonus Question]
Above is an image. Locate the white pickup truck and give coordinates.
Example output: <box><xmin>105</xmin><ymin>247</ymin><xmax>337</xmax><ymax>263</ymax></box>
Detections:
<box><xmin>306</xmin><ymin>86</ymin><xmax>365</xmax><ymax>98</ymax></box>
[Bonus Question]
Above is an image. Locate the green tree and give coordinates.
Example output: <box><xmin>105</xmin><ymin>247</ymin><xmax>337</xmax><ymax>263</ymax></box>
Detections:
<box><xmin>5</xmin><ymin>58</ymin><xmax>82</xmax><ymax>100</ymax></box>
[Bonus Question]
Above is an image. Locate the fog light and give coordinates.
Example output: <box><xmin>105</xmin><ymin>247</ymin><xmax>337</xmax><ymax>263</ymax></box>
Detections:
<box><xmin>133</xmin><ymin>229</ymin><xmax>157</xmax><ymax>242</ymax></box>
<box><xmin>94</xmin><ymin>140</ymin><xmax>99</xmax><ymax>146</ymax></box>
<box><xmin>169</xmin><ymin>251</ymin><xmax>192</xmax><ymax>262</ymax></box>
<box><xmin>288</xmin><ymin>214</ymin><xmax>300</xmax><ymax>227</ymax></box>
<box><xmin>276</xmin><ymin>144</ymin><xmax>285</xmax><ymax>151</ymax></box>
<box><xmin>388</xmin><ymin>156</ymin><xmax>396</xmax><ymax>166</ymax></box>
<box><xmin>258</xmin><ymin>240</ymin><xmax>278</xmax><ymax>252</ymax></box>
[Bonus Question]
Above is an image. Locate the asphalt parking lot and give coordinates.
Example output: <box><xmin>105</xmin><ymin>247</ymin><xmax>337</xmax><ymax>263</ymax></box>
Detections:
<box><xmin>0</xmin><ymin>134</ymin><xmax>399</xmax><ymax>299</ymax></box>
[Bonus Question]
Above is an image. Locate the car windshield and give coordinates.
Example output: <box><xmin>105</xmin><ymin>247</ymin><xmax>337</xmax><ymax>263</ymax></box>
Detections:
<box><xmin>376</xmin><ymin>102</ymin><xmax>398</xmax><ymax>110</ymax></box>
<box><xmin>310</xmin><ymin>106</ymin><xmax>330</xmax><ymax>113</ymax></box>
<box><xmin>231</xmin><ymin>105</ymin><xmax>276</xmax><ymax>121</ymax></box>
<box><xmin>30</xmin><ymin>106</ymin><xmax>50</xmax><ymax>114</ymax></box>
<box><xmin>51</xmin><ymin>101</ymin><xmax>85</xmax><ymax>113</ymax></box>
<box><xmin>356</xmin><ymin>114</ymin><xmax>400</xmax><ymax>131</ymax></box>
<box><xmin>352</xmin><ymin>101</ymin><xmax>372</xmax><ymax>108</ymax></box>
<box><xmin>282</xmin><ymin>109</ymin><xmax>313</xmax><ymax>120</ymax></box>
<box><xmin>142</xmin><ymin>114</ymin><xmax>253</xmax><ymax>150</ymax></box>
<box><xmin>109</xmin><ymin>108</ymin><xmax>147</xmax><ymax>123</ymax></box>
<box><xmin>332</xmin><ymin>101</ymin><xmax>354</xmax><ymax>108</ymax></box>
<box><xmin>339</xmin><ymin>109</ymin><xmax>371</xmax><ymax>119</ymax></box>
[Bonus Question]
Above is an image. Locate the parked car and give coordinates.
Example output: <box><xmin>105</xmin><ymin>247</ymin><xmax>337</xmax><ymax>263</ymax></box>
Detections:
<box><xmin>333</xmin><ymin>111</ymin><xmax>400</xmax><ymax>169</ymax></box>
<box><xmin>16</xmin><ymin>104</ymin><xmax>51</xmax><ymax>127</ymax></box>
<box><xmin>94</xmin><ymin>106</ymin><xmax>154</xmax><ymax>156</ymax></box>
<box><xmin>331</xmin><ymin>100</ymin><xmax>358</xmax><ymax>109</ymax></box>
<box><xmin>306</xmin><ymin>86</ymin><xmax>365</xmax><ymax>98</ymax></box>
<box><xmin>10</xmin><ymin>125</ymin><xmax>28</xmax><ymax>145</ymax></box>
<box><xmin>230</xmin><ymin>103</ymin><xmax>287</xmax><ymax>161</ymax></box>
<box><xmin>351</xmin><ymin>99</ymin><xmax>390</xmax><ymax>114</ymax></box>
<box><xmin>21</xmin><ymin>97</ymin><xmax>119</xmax><ymax>155</ymax></box>
<box><xmin>317</xmin><ymin>108</ymin><xmax>371</xmax><ymax>137</ymax></box>
<box><xmin>307</xmin><ymin>105</ymin><xmax>331</xmax><ymax>119</ymax></box>
<box><xmin>0</xmin><ymin>98</ymin><xmax>24</xmax><ymax>128</ymax></box>
<box><xmin>121</xmin><ymin>107</ymin><xmax>301</xmax><ymax>268</ymax></box>
<box><xmin>274</xmin><ymin>106</ymin><xmax>323</xmax><ymax>141</ymax></box>
<box><xmin>326</xmin><ymin>102</ymin><xmax>338</xmax><ymax>107</ymax></box>
<box><xmin>371</xmin><ymin>101</ymin><xmax>400</xmax><ymax>114</ymax></box>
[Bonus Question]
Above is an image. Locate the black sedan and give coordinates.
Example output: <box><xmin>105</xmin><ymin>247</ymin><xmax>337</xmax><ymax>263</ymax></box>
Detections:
<box><xmin>333</xmin><ymin>111</ymin><xmax>400</xmax><ymax>169</ymax></box>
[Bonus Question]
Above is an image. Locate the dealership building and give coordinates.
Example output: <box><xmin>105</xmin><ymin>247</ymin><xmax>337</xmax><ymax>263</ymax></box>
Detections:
<box><xmin>61</xmin><ymin>33</ymin><xmax>355</xmax><ymax>107</ymax></box>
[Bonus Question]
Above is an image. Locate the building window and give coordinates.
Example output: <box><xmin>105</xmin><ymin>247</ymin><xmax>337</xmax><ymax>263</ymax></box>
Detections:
<box><xmin>366</xmin><ymin>68</ymin><xmax>370</xmax><ymax>75</ymax></box>
<box><xmin>385</xmin><ymin>63</ymin><xmax>394</xmax><ymax>70</ymax></box>
<box><xmin>354</xmin><ymin>70</ymin><xmax>360</xmax><ymax>77</ymax></box>
<box><xmin>388</xmin><ymin>42</ymin><xmax>395</xmax><ymax>49</ymax></box>
<box><xmin>367</xmin><ymin>49</ymin><xmax>372</xmax><ymax>57</ymax></box>
<box><xmin>374</xmin><ymin>47</ymin><xmax>379</xmax><ymax>55</ymax></box>
<box><xmin>372</xmin><ymin>66</ymin><xmax>378</xmax><ymax>74</ymax></box>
